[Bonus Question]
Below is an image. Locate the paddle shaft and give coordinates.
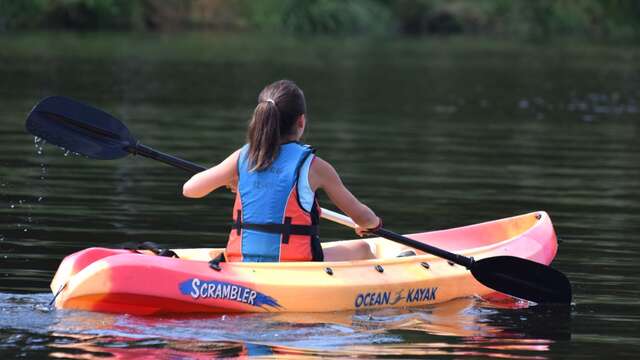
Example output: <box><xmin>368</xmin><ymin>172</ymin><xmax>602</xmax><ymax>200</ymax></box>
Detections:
<box><xmin>130</xmin><ymin>144</ymin><xmax>206</xmax><ymax>173</ymax></box>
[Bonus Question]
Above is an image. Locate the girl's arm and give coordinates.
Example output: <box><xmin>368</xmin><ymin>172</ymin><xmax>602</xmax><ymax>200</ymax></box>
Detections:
<box><xmin>309</xmin><ymin>157</ymin><xmax>380</xmax><ymax>233</ymax></box>
<box><xmin>183</xmin><ymin>149</ymin><xmax>241</xmax><ymax>198</ymax></box>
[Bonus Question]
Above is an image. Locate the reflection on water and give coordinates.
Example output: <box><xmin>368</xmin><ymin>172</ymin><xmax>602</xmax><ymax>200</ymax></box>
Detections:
<box><xmin>0</xmin><ymin>293</ymin><xmax>569</xmax><ymax>359</ymax></box>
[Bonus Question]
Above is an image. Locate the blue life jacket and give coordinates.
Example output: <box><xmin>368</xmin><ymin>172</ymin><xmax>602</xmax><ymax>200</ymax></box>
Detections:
<box><xmin>226</xmin><ymin>142</ymin><xmax>322</xmax><ymax>262</ymax></box>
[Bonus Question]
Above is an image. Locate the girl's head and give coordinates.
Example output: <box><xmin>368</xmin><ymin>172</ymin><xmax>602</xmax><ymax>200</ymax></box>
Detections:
<box><xmin>247</xmin><ymin>80</ymin><xmax>307</xmax><ymax>171</ymax></box>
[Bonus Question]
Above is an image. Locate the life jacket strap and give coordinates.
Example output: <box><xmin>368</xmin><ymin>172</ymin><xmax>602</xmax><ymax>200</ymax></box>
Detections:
<box><xmin>231</xmin><ymin>214</ymin><xmax>318</xmax><ymax>245</ymax></box>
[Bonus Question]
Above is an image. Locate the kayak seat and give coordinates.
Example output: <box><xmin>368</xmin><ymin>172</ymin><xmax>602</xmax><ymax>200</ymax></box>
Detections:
<box><xmin>322</xmin><ymin>239</ymin><xmax>377</xmax><ymax>261</ymax></box>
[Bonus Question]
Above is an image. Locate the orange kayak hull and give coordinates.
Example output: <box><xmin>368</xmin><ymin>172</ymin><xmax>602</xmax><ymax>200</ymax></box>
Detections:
<box><xmin>50</xmin><ymin>211</ymin><xmax>558</xmax><ymax>315</ymax></box>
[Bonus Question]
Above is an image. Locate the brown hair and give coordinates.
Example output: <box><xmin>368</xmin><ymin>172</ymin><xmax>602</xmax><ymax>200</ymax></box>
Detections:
<box><xmin>247</xmin><ymin>80</ymin><xmax>306</xmax><ymax>171</ymax></box>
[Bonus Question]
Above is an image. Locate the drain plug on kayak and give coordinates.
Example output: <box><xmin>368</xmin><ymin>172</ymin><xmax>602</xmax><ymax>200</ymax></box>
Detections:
<box><xmin>325</xmin><ymin>267</ymin><xmax>333</xmax><ymax>276</ymax></box>
<box><xmin>375</xmin><ymin>265</ymin><xmax>384</xmax><ymax>273</ymax></box>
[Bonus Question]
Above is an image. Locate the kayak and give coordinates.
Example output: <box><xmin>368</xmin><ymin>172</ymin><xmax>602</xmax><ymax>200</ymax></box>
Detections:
<box><xmin>50</xmin><ymin>211</ymin><xmax>558</xmax><ymax>315</ymax></box>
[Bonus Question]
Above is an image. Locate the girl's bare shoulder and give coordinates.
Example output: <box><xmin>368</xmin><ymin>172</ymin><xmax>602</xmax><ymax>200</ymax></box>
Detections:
<box><xmin>310</xmin><ymin>156</ymin><xmax>334</xmax><ymax>174</ymax></box>
<box><xmin>309</xmin><ymin>156</ymin><xmax>343</xmax><ymax>189</ymax></box>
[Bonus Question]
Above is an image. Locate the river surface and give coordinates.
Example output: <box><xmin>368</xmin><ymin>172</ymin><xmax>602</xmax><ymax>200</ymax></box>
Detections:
<box><xmin>1</xmin><ymin>32</ymin><xmax>639</xmax><ymax>359</ymax></box>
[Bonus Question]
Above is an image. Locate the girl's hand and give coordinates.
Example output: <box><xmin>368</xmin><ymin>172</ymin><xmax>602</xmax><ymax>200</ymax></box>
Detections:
<box><xmin>355</xmin><ymin>226</ymin><xmax>369</xmax><ymax>237</ymax></box>
<box><xmin>355</xmin><ymin>217</ymin><xmax>382</xmax><ymax>237</ymax></box>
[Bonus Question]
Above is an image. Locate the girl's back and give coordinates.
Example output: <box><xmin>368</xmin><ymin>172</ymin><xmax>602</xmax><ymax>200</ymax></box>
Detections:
<box><xmin>183</xmin><ymin>80</ymin><xmax>380</xmax><ymax>263</ymax></box>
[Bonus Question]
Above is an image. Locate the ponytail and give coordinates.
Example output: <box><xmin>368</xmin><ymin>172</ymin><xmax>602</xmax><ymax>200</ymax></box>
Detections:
<box><xmin>247</xmin><ymin>101</ymin><xmax>281</xmax><ymax>171</ymax></box>
<box><xmin>246</xmin><ymin>80</ymin><xmax>306</xmax><ymax>171</ymax></box>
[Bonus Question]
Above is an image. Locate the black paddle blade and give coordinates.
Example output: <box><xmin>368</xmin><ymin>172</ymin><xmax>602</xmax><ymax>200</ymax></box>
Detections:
<box><xmin>26</xmin><ymin>96</ymin><xmax>136</xmax><ymax>159</ymax></box>
<box><xmin>471</xmin><ymin>256</ymin><xmax>572</xmax><ymax>304</ymax></box>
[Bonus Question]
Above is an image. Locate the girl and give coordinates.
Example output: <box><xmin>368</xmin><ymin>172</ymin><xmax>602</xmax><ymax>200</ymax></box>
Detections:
<box><xmin>183</xmin><ymin>80</ymin><xmax>381</xmax><ymax>262</ymax></box>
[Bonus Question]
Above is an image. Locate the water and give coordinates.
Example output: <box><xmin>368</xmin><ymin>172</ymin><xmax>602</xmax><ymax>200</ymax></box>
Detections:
<box><xmin>1</xmin><ymin>32</ymin><xmax>639</xmax><ymax>358</ymax></box>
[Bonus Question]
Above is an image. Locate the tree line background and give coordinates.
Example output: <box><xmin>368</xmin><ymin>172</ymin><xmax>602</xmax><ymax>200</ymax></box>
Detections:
<box><xmin>2</xmin><ymin>0</ymin><xmax>640</xmax><ymax>40</ymax></box>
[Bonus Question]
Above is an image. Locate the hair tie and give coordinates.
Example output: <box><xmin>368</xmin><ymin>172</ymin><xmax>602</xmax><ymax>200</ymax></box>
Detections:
<box><xmin>266</xmin><ymin>99</ymin><xmax>275</xmax><ymax>106</ymax></box>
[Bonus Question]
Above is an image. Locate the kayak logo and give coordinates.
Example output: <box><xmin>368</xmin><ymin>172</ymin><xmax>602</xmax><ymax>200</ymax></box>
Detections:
<box><xmin>179</xmin><ymin>278</ymin><xmax>281</xmax><ymax>309</ymax></box>
<box><xmin>405</xmin><ymin>287</ymin><xmax>438</xmax><ymax>303</ymax></box>
<box><xmin>354</xmin><ymin>287</ymin><xmax>438</xmax><ymax>308</ymax></box>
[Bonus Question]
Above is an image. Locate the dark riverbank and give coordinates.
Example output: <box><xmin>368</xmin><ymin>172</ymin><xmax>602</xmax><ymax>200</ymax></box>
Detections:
<box><xmin>2</xmin><ymin>0</ymin><xmax>640</xmax><ymax>42</ymax></box>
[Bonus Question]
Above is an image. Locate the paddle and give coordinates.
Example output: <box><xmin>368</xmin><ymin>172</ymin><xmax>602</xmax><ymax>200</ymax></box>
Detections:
<box><xmin>321</xmin><ymin>209</ymin><xmax>572</xmax><ymax>304</ymax></box>
<box><xmin>26</xmin><ymin>96</ymin><xmax>572</xmax><ymax>304</ymax></box>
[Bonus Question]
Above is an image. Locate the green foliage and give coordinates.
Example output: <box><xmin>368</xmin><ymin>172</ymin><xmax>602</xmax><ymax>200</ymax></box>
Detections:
<box><xmin>0</xmin><ymin>0</ymin><xmax>145</xmax><ymax>30</ymax></box>
<box><xmin>499</xmin><ymin>0</ymin><xmax>640</xmax><ymax>40</ymax></box>
<box><xmin>45</xmin><ymin>0</ymin><xmax>144</xmax><ymax>29</ymax></box>
<box><xmin>246</xmin><ymin>0</ymin><xmax>392</xmax><ymax>35</ymax></box>
<box><xmin>0</xmin><ymin>0</ymin><xmax>48</xmax><ymax>30</ymax></box>
<box><xmin>281</xmin><ymin>0</ymin><xmax>391</xmax><ymax>34</ymax></box>
<box><xmin>389</xmin><ymin>0</ymin><xmax>471</xmax><ymax>34</ymax></box>
<box><xmin>1</xmin><ymin>0</ymin><xmax>639</xmax><ymax>41</ymax></box>
<box><xmin>385</xmin><ymin>0</ymin><xmax>640</xmax><ymax>40</ymax></box>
